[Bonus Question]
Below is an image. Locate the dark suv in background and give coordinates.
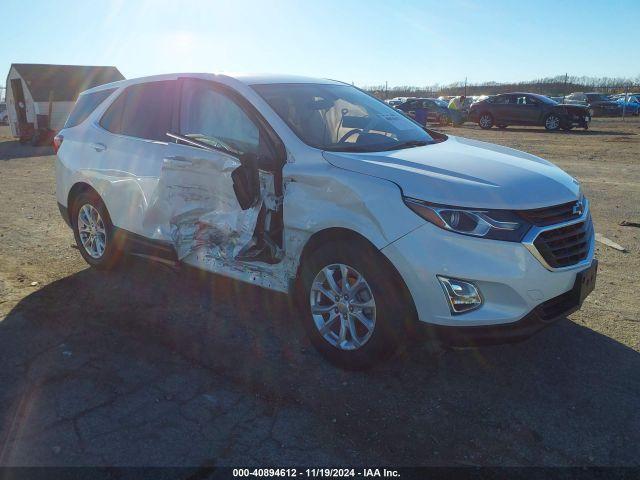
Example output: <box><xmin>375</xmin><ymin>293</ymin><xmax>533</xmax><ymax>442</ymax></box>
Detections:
<box><xmin>395</xmin><ymin>98</ymin><xmax>463</xmax><ymax>126</ymax></box>
<box><xmin>564</xmin><ymin>92</ymin><xmax>623</xmax><ymax>117</ymax></box>
<box><xmin>469</xmin><ymin>93</ymin><xmax>591</xmax><ymax>131</ymax></box>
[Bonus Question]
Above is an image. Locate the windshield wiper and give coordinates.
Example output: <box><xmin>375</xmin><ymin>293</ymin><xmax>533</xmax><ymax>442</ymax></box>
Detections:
<box><xmin>382</xmin><ymin>140</ymin><xmax>431</xmax><ymax>151</ymax></box>
<box><xmin>323</xmin><ymin>144</ymin><xmax>373</xmax><ymax>153</ymax></box>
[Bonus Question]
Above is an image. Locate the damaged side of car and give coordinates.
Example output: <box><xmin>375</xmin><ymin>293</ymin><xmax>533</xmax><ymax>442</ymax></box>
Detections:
<box><xmin>59</xmin><ymin>74</ymin><xmax>424</xmax><ymax>298</ymax></box>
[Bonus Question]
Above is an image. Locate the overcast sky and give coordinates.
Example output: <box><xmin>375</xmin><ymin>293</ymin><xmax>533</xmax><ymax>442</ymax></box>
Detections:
<box><xmin>2</xmin><ymin>0</ymin><xmax>638</xmax><ymax>88</ymax></box>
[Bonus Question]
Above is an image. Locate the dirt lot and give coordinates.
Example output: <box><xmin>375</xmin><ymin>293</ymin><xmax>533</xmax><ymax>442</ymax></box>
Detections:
<box><xmin>0</xmin><ymin>119</ymin><xmax>639</xmax><ymax>467</ymax></box>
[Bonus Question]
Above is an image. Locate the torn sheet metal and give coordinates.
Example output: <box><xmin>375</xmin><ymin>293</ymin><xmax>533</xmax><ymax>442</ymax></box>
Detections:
<box><xmin>144</xmin><ymin>152</ymin><xmax>261</xmax><ymax>261</ymax></box>
<box><xmin>144</xmin><ymin>148</ymin><xmax>291</xmax><ymax>292</ymax></box>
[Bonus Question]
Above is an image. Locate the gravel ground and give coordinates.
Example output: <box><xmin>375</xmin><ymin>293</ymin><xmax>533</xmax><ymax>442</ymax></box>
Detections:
<box><xmin>0</xmin><ymin>119</ymin><xmax>638</xmax><ymax>467</ymax></box>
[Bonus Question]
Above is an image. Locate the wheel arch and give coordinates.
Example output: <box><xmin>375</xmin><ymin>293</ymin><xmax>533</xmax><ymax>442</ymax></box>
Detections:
<box><xmin>293</xmin><ymin>227</ymin><xmax>417</xmax><ymax>322</ymax></box>
<box><xmin>67</xmin><ymin>182</ymin><xmax>100</xmax><ymax>217</ymax></box>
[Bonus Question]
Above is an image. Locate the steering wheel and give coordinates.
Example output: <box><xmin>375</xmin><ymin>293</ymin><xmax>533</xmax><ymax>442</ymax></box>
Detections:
<box><xmin>337</xmin><ymin>116</ymin><xmax>377</xmax><ymax>144</ymax></box>
<box><xmin>337</xmin><ymin>128</ymin><xmax>362</xmax><ymax>144</ymax></box>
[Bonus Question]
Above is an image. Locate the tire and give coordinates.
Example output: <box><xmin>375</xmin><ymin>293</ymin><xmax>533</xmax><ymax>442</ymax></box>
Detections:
<box><xmin>71</xmin><ymin>191</ymin><xmax>122</xmax><ymax>269</ymax></box>
<box><xmin>544</xmin><ymin>114</ymin><xmax>561</xmax><ymax>131</ymax></box>
<box><xmin>497</xmin><ymin>125</ymin><xmax>508</xmax><ymax>129</ymax></box>
<box><xmin>478</xmin><ymin>113</ymin><xmax>493</xmax><ymax>129</ymax></box>
<box><xmin>299</xmin><ymin>241</ymin><xmax>413</xmax><ymax>369</ymax></box>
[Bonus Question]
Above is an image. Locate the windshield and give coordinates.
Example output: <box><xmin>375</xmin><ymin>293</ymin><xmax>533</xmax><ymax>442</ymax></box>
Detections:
<box><xmin>536</xmin><ymin>94</ymin><xmax>558</xmax><ymax>105</ymax></box>
<box><xmin>252</xmin><ymin>83</ymin><xmax>434</xmax><ymax>152</ymax></box>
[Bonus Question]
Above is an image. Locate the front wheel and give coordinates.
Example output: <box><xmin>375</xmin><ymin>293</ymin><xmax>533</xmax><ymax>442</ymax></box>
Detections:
<box><xmin>300</xmin><ymin>242</ymin><xmax>412</xmax><ymax>369</ymax></box>
<box><xmin>478</xmin><ymin>113</ymin><xmax>493</xmax><ymax>129</ymax></box>
<box><xmin>544</xmin><ymin>114</ymin><xmax>561</xmax><ymax>131</ymax></box>
<box><xmin>71</xmin><ymin>191</ymin><xmax>122</xmax><ymax>269</ymax></box>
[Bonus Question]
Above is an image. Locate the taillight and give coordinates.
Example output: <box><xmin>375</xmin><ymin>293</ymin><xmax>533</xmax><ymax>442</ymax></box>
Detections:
<box><xmin>53</xmin><ymin>134</ymin><xmax>64</xmax><ymax>154</ymax></box>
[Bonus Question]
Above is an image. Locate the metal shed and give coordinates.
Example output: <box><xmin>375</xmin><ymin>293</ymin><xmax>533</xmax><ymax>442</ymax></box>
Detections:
<box><xmin>5</xmin><ymin>63</ymin><xmax>124</xmax><ymax>144</ymax></box>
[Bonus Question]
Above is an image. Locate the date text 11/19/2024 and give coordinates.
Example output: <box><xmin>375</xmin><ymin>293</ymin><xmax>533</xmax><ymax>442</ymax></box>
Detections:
<box><xmin>232</xmin><ymin>468</ymin><xmax>401</xmax><ymax>477</ymax></box>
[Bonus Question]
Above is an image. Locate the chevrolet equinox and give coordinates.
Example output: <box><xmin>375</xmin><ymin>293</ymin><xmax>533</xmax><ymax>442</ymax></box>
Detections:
<box><xmin>55</xmin><ymin>74</ymin><xmax>597</xmax><ymax>368</ymax></box>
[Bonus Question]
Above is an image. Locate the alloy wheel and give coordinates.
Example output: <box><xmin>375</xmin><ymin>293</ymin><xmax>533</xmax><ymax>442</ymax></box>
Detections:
<box><xmin>77</xmin><ymin>204</ymin><xmax>106</xmax><ymax>259</ymax></box>
<box><xmin>545</xmin><ymin>115</ymin><xmax>560</xmax><ymax>130</ymax></box>
<box><xmin>479</xmin><ymin>114</ymin><xmax>492</xmax><ymax>128</ymax></box>
<box><xmin>309</xmin><ymin>263</ymin><xmax>376</xmax><ymax>351</ymax></box>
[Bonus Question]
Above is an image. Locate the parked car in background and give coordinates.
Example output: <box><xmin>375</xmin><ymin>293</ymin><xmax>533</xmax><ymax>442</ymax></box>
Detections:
<box><xmin>564</xmin><ymin>92</ymin><xmax>622</xmax><ymax>116</ymax></box>
<box><xmin>396</xmin><ymin>97</ymin><xmax>462</xmax><ymax>126</ymax></box>
<box><xmin>55</xmin><ymin>73</ymin><xmax>596</xmax><ymax>368</ymax></box>
<box><xmin>387</xmin><ymin>96</ymin><xmax>413</xmax><ymax>106</ymax></box>
<box><xmin>612</xmin><ymin>95</ymin><xmax>640</xmax><ymax>116</ymax></box>
<box><xmin>0</xmin><ymin>103</ymin><xmax>8</xmax><ymax>125</ymax></box>
<box><xmin>386</xmin><ymin>99</ymin><xmax>404</xmax><ymax>107</ymax></box>
<box><xmin>469</xmin><ymin>93</ymin><xmax>591</xmax><ymax>131</ymax></box>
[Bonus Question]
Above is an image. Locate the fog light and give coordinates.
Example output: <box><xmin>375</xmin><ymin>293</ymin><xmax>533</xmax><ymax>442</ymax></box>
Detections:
<box><xmin>437</xmin><ymin>276</ymin><xmax>483</xmax><ymax>314</ymax></box>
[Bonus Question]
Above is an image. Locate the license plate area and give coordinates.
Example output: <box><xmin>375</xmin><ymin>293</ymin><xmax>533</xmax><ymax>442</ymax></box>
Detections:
<box><xmin>576</xmin><ymin>260</ymin><xmax>597</xmax><ymax>305</ymax></box>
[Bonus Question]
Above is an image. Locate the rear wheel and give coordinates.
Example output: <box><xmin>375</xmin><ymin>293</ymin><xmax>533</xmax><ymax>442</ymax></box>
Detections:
<box><xmin>544</xmin><ymin>114</ymin><xmax>561</xmax><ymax>131</ymax></box>
<box><xmin>71</xmin><ymin>191</ymin><xmax>122</xmax><ymax>269</ymax></box>
<box><xmin>300</xmin><ymin>241</ymin><xmax>412</xmax><ymax>369</ymax></box>
<box><xmin>478</xmin><ymin>113</ymin><xmax>493</xmax><ymax>129</ymax></box>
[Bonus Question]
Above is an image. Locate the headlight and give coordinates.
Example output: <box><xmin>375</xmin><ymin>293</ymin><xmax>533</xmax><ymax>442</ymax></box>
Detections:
<box><xmin>404</xmin><ymin>197</ymin><xmax>530</xmax><ymax>242</ymax></box>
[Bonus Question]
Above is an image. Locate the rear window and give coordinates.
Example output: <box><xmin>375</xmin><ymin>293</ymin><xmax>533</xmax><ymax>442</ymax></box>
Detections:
<box><xmin>100</xmin><ymin>81</ymin><xmax>175</xmax><ymax>141</ymax></box>
<box><xmin>64</xmin><ymin>89</ymin><xmax>116</xmax><ymax>128</ymax></box>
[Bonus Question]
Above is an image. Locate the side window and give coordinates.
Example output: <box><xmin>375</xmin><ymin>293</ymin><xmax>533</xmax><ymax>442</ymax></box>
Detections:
<box><xmin>99</xmin><ymin>91</ymin><xmax>127</xmax><ymax>133</ymax></box>
<box><xmin>65</xmin><ymin>88</ymin><xmax>116</xmax><ymax>128</ymax></box>
<box><xmin>120</xmin><ymin>82</ymin><xmax>175</xmax><ymax>141</ymax></box>
<box><xmin>494</xmin><ymin>95</ymin><xmax>510</xmax><ymax>105</ymax></box>
<box><xmin>179</xmin><ymin>80</ymin><xmax>259</xmax><ymax>156</ymax></box>
<box><xmin>512</xmin><ymin>95</ymin><xmax>527</xmax><ymax>105</ymax></box>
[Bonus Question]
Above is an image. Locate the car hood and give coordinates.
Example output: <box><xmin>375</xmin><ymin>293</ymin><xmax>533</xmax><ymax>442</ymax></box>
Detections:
<box><xmin>322</xmin><ymin>136</ymin><xmax>580</xmax><ymax>210</ymax></box>
<box><xmin>557</xmin><ymin>103</ymin><xmax>590</xmax><ymax>111</ymax></box>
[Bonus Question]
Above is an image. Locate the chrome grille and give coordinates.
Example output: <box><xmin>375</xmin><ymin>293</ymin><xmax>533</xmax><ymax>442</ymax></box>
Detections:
<box><xmin>522</xmin><ymin>199</ymin><xmax>594</xmax><ymax>270</ymax></box>
<box><xmin>533</xmin><ymin>218</ymin><xmax>592</xmax><ymax>268</ymax></box>
<box><xmin>519</xmin><ymin>200</ymin><xmax>581</xmax><ymax>226</ymax></box>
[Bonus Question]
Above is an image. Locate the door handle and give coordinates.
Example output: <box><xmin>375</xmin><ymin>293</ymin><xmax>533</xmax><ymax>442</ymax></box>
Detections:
<box><xmin>164</xmin><ymin>156</ymin><xmax>193</xmax><ymax>167</ymax></box>
<box><xmin>91</xmin><ymin>142</ymin><xmax>106</xmax><ymax>152</ymax></box>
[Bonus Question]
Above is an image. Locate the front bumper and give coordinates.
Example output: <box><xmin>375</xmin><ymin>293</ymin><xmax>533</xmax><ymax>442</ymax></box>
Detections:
<box><xmin>426</xmin><ymin>260</ymin><xmax>596</xmax><ymax>346</ymax></box>
<box><xmin>565</xmin><ymin>113</ymin><xmax>590</xmax><ymax>128</ymax></box>
<box><xmin>381</xmin><ymin>220</ymin><xmax>596</xmax><ymax>331</ymax></box>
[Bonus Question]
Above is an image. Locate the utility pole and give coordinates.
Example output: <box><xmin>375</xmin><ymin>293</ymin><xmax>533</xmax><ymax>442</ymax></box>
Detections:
<box><xmin>562</xmin><ymin>73</ymin><xmax>568</xmax><ymax>103</ymax></box>
<box><xmin>385</xmin><ymin>81</ymin><xmax>388</xmax><ymax>100</ymax></box>
<box><xmin>464</xmin><ymin>77</ymin><xmax>467</xmax><ymax>97</ymax></box>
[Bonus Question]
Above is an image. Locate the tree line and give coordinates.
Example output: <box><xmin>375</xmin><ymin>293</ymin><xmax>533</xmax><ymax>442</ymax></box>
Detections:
<box><xmin>365</xmin><ymin>74</ymin><xmax>640</xmax><ymax>99</ymax></box>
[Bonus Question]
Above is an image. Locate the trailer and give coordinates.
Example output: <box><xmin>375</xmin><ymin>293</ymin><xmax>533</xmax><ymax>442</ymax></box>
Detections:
<box><xmin>5</xmin><ymin>63</ymin><xmax>124</xmax><ymax>145</ymax></box>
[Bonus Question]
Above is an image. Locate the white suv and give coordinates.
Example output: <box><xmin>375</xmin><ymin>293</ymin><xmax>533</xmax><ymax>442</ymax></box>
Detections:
<box><xmin>55</xmin><ymin>73</ymin><xmax>597</xmax><ymax>368</ymax></box>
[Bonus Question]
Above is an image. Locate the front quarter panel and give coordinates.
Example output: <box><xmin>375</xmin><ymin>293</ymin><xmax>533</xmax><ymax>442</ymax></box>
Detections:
<box><xmin>282</xmin><ymin>154</ymin><xmax>425</xmax><ymax>269</ymax></box>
